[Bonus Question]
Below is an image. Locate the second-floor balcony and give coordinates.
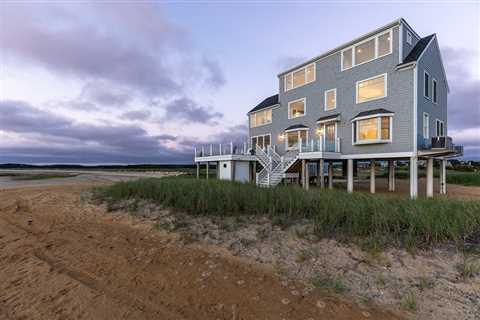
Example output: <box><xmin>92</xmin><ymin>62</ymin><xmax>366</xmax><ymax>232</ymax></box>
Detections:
<box><xmin>418</xmin><ymin>136</ymin><xmax>463</xmax><ymax>157</ymax></box>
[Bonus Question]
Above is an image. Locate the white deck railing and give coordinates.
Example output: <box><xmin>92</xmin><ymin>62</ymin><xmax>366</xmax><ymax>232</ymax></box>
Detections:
<box><xmin>195</xmin><ymin>141</ymin><xmax>252</xmax><ymax>158</ymax></box>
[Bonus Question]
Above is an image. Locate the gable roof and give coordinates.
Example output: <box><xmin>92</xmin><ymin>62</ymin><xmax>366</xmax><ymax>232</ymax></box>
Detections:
<box><xmin>248</xmin><ymin>94</ymin><xmax>279</xmax><ymax>114</ymax></box>
<box><xmin>352</xmin><ymin>108</ymin><xmax>394</xmax><ymax>120</ymax></box>
<box><xmin>401</xmin><ymin>34</ymin><xmax>435</xmax><ymax>64</ymax></box>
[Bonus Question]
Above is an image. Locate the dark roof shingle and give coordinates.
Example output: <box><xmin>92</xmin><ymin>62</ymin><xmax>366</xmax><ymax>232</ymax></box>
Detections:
<box><xmin>285</xmin><ymin>124</ymin><xmax>309</xmax><ymax>131</ymax></box>
<box><xmin>352</xmin><ymin>108</ymin><xmax>394</xmax><ymax>120</ymax></box>
<box><xmin>317</xmin><ymin>113</ymin><xmax>341</xmax><ymax>122</ymax></box>
<box><xmin>248</xmin><ymin>94</ymin><xmax>279</xmax><ymax>114</ymax></box>
<box><xmin>400</xmin><ymin>34</ymin><xmax>435</xmax><ymax>65</ymax></box>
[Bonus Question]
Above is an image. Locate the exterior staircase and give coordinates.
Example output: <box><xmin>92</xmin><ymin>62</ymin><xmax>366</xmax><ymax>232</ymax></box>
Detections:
<box><xmin>255</xmin><ymin>146</ymin><xmax>299</xmax><ymax>187</ymax></box>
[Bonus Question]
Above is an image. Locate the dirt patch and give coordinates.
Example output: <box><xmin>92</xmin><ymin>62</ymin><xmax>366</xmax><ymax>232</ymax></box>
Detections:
<box><xmin>0</xmin><ymin>184</ymin><xmax>401</xmax><ymax>320</ymax></box>
<box><xmin>104</xmin><ymin>197</ymin><xmax>480</xmax><ymax>320</ymax></box>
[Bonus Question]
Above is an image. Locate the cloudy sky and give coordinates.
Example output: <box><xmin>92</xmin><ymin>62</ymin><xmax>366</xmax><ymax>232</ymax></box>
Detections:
<box><xmin>1</xmin><ymin>1</ymin><xmax>479</xmax><ymax>164</ymax></box>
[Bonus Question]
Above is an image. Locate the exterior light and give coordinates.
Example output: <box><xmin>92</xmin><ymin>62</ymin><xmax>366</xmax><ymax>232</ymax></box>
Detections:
<box><xmin>278</xmin><ymin>134</ymin><xmax>285</xmax><ymax>141</ymax></box>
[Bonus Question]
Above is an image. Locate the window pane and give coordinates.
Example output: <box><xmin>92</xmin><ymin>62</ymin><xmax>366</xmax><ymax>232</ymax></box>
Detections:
<box><xmin>355</xmin><ymin>38</ymin><xmax>375</xmax><ymax>65</ymax></box>
<box><xmin>258</xmin><ymin>136</ymin><xmax>264</xmax><ymax>149</ymax></box>
<box><xmin>299</xmin><ymin>130</ymin><xmax>307</xmax><ymax>142</ymax></box>
<box><xmin>265</xmin><ymin>109</ymin><xmax>272</xmax><ymax>123</ymax></box>
<box><xmin>342</xmin><ymin>48</ymin><xmax>352</xmax><ymax>69</ymax></box>
<box><xmin>357</xmin><ymin>75</ymin><xmax>386</xmax><ymax>103</ymax></box>
<box><xmin>264</xmin><ymin>135</ymin><xmax>271</xmax><ymax>147</ymax></box>
<box><xmin>306</xmin><ymin>64</ymin><xmax>315</xmax><ymax>82</ymax></box>
<box><xmin>250</xmin><ymin>114</ymin><xmax>255</xmax><ymax>127</ymax></box>
<box><xmin>256</xmin><ymin>111</ymin><xmax>265</xmax><ymax>126</ymax></box>
<box><xmin>289</xmin><ymin>100</ymin><xmax>305</xmax><ymax>118</ymax></box>
<box><xmin>285</xmin><ymin>74</ymin><xmax>293</xmax><ymax>91</ymax></box>
<box><xmin>325</xmin><ymin>90</ymin><xmax>336</xmax><ymax>110</ymax></box>
<box><xmin>378</xmin><ymin>32</ymin><xmax>391</xmax><ymax>56</ymax></box>
<box><xmin>252</xmin><ymin>137</ymin><xmax>257</xmax><ymax>147</ymax></box>
<box><xmin>293</xmin><ymin>69</ymin><xmax>305</xmax><ymax>88</ymax></box>
<box><xmin>358</xmin><ymin>118</ymin><xmax>378</xmax><ymax>141</ymax></box>
<box><xmin>423</xmin><ymin>114</ymin><xmax>429</xmax><ymax>138</ymax></box>
<box><xmin>287</xmin><ymin>131</ymin><xmax>298</xmax><ymax>148</ymax></box>
<box><xmin>433</xmin><ymin>80</ymin><xmax>437</xmax><ymax>103</ymax></box>
<box><xmin>424</xmin><ymin>73</ymin><xmax>430</xmax><ymax>97</ymax></box>
<box><xmin>381</xmin><ymin>117</ymin><xmax>390</xmax><ymax>140</ymax></box>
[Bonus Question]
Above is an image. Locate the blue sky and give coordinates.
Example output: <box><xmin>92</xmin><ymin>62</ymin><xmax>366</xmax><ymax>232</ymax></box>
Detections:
<box><xmin>0</xmin><ymin>1</ymin><xmax>478</xmax><ymax>163</ymax></box>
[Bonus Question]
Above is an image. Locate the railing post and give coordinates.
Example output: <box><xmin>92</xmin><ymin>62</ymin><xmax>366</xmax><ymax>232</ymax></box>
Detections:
<box><xmin>299</xmin><ymin>138</ymin><xmax>303</xmax><ymax>152</ymax></box>
<box><xmin>194</xmin><ymin>147</ymin><xmax>197</xmax><ymax>157</ymax></box>
<box><xmin>201</xmin><ymin>146</ymin><xmax>204</xmax><ymax>157</ymax></box>
<box><xmin>219</xmin><ymin>143</ymin><xmax>222</xmax><ymax>155</ymax></box>
<box><xmin>230</xmin><ymin>141</ymin><xmax>233</xmax><ymax>154</ymax></box>
<box><xmin>243</xmin><ymin>142</ymin><xmax>247</xmax><ymax>154</ymax></box>
<box><xmin>311</xmin><ymin>139</ymin><xmax>314</xmax><ymax>152</ymax></box>
<box><xmin>210</xmin><ymin>144</ymin><xmax>213</xmax><ymax>156</ymax></box>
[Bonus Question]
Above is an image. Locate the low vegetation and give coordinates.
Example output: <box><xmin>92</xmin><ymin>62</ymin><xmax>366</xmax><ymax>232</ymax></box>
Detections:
<box><xmin>446</xmin><ymin>171</ymin><xmax>480</xmax><ymax>187</ymax></box>
<box><xmin>94</xmin><ymin>177</ymin><xmax>480</xmax><ymax>250</ymax></box>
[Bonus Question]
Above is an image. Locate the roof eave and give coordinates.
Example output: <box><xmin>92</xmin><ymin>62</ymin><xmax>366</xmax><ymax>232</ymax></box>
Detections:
<box><xmin>246</xmin><ymin>103</ymin><xmax>280</xmax><ymax>115</ymax></box>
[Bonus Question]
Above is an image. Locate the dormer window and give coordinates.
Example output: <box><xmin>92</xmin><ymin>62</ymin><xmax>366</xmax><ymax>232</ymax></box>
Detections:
<box><xmin>284</xmin><ymin>63</ymin><xmax>315</xmax><ymax>91</ymax></box>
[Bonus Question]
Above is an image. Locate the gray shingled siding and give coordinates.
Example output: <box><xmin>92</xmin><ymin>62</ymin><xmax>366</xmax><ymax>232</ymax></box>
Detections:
<box><xmin>249</xmin><ymin>25</ymin><xmax>416</xmax><ymax>157</ymax></box>
<box><xmin>416</xmin><ymin>37</ymin><xmax>448</xmax><ymax>150</ymax></box>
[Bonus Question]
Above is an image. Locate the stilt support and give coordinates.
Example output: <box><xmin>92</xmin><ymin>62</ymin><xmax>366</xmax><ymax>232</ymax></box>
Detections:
<box><xmin>318</xmin><ymin>159</ymin><xmax>325</xmax><ymax>189</ymax></box>
<box><xmin>347</xmin><ymin>159</ymin><xmax>353</xmax><ymax>193</ymax></box>
<box><xmin>440</xmin><ymin>159</ymin><xmax>447</xmax><ymax>194</ymax></box>
<box><xmin>301</xmin><ymin>159</ymin><xmax>306</xmax><ymax>189</ymax></box>
<box><xmin>328</xmin><ymin>162</ymin><xmax>333</xmax><ymax>189</ymax></box>
<box><xmin>370</xmin><ymin>160</ymin><xmax>376</xmax><ymax>194</ymax></box>
<box><xmin>206</xmin><ymin>162</ymin><xmax>209</xmax><ymax>179</ymax></box>
<box><xmin>410</xmin><ymin>156</ymin><xmax>418</xmax><ymax>199</ymax></box>
<box><xmin>426</xmin><ymin>158</ymin><xmax>434</xmax><ymax>198</ymax></box>
<box><xmin>196</xmin><ymin>163</ymin><xmax>200</xmax><ymax>179</ymax></box>
<box><xmin>305</xmin><ymin>161</ymin><xmax>310</xmax><ymax>191</ymax></box>
<box><xmin>388</xmin><ymin>160</ymin><xmax>396</xmax><ymax>192</ymax></box>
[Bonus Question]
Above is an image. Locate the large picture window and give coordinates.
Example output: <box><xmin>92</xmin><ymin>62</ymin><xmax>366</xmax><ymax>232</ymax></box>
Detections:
<box><xmin>286</xmin><ymin>130</ymin><xmax>308</xmax><ymax>150</ymax></box>
<box><xmin>353</xmin><ymin>116</ymin><xmax>392</xmax><ymax>144</ymax></box>
<box><xmin>288</xmin><ymin>98</ymin><xmax>306</xmax><ymax>119</ymax></box>
<box><xmin>356</xmin><ymin>74</ymin><xmax>387</xmax><ymax>103</ymax></box>
<box><xmin>249</xmin><ymin>109</ymin><xmax>272</xmax><ymax>128</ymax></box>
<box><xmin>251</xmin><ymin>134</ymin><xmax>271</xmax><ymax>149</ymax></box>
<box><xmin>341</xmin><ymin>30</ymin><xmax>392</xmax><ymax>70</ymax></box>
<box><xmin>284</xmin><ymin>63</ymin><xmax>315</xmax><ymax>91</ymax></box>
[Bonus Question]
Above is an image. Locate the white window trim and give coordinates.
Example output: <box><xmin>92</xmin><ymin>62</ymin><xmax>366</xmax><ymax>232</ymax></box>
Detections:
<box><xmin>285</xmin><ymin>129</ymin><xmax>309</xmax><ymax>150</ymax></box>
<box><xmin>435</xmin><ymin>119</ymin><xmax>445</xmax><ymax>137</ymax></box>
<box><xmin>432</xmin><ymin>78</ymin><xmax>438</xmax><ymax>104</ymax></box>
<box><xmin>284</xmin><ymin>63</ymin><xmax>316</xmax><ymax>92</ymax></box>
<box><xmin>355</xmin><ymin>73</ymin><xmax>388</xmax><ymax>104</ymax></box>
<box><xmin>341</xmin><ymin>29</ymin><xmax>392</xmax><ymax>71</ymax></box>
<box><xmin>249</xmin><ymin>109</ymin><xmax>273</xmax><ymax>128</ymax></box>
<box><xmin>423</xmin><ymin>70</ymin><xmax>430</xmax><ymax>99</ymax></box>
<box><xmin>324</xmin><ymin>88</ymin><xmax>337</xmax><ymax>111</ymax></box>
<box><xmin>251</xmin><ymin>133</ymin><xmax>272</xmax><ymax>148</ymax></box>
<box><xmin>406</xmin><ymin>31</ymin><xmax>412</xmax><ymax>45</ymax></box>
<box><xmin>423</xmin><ymin>112</ymin><xmax>429</xmax><ymax>139</ymax></box>
<box><xmin>288</xmin><ymin>97</ymin><xmax>307</xmax><ymax>119</ymax></box>
<box><xmin>352</xmin><ymin>115</ymin><xmax>393</xmax><ymax>145</ymax></box>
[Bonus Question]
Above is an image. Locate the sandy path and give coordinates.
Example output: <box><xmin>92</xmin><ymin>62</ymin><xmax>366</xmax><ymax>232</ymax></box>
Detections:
<box><xmin>0</xmin><ymin>184</ymin><xmax>402</xmax><ymax>320</ymax></box>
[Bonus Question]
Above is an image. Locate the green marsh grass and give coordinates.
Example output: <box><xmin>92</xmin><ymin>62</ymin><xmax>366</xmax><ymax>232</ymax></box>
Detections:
<box><xmin>94</xmin><ymin>177</ymin><xmax>480</xmax><ymax>249</ymax></box>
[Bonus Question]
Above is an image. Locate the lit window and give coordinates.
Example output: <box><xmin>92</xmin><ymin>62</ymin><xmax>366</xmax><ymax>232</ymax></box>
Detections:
<box><xmin>288</xmin><ymin>98</ymin><xmax>305</xmax><ymax>119</ymax></box>
<box><xmin>342</xmin><ymin>48</ymin><xmax>353</xmax><ymax>70</ymax></box>
<box><xmin>356</xmin><ymin>74</ymin><xmax>387</xmax><ymax>103</ymax></box>
<box><xmin>353</xmin><ymin>116</ymin><xmax>392</xmax><ymax>144</ymax></box>
<box><xmin>249</xmin><ymin>109</ymin><xmax>272</xmax><ymax>128</ymax></box>
<box><xmin>284</xmin><ymin>63</ymin><xmax>315</xmax><ymax>91</ymax></box>
<box><xmin>286</xmin><ymin>130</ymin><xmax>308</xmax><ymax>150</ymax></box>
<box><xmin>432</xmin><ymin>79</ymin><xmax>438</xmax><ymax>103</ymax></box>
<box><xmin>341</xmin><ymin>30</ymin><xmax>392</xmax><ymax>71</ymax></box>
<box><xmin>324</xmin><ymin>89</ymin><xmax>336</xmax><ymax>111</ymax></box>
<box><xmin>406</xmin><ymin>31</ymin><xmax>413</xmax><ymax>45</ymax></box>
<box><xmin>423</xmin><ymin>113</ymin><xmax>429</xmax><ymax>139</ymax></box>
<box><xmin>285</xmin><ymin>74</ymin><xmax>293</xmax><ymax>91</ymax></box>
<box><xmin>355</xmin><ymin>38</ymin><xmax>375</xmax><ymax>65</ymax></box>
<box><xmin>424</xmin><ymin>71</ymin><xmax>430</xmax><ymax>98</ymax></box>
<box><xmin>377</xmin><ymin>32</ymin><xmax>391</xmax><ymax>57</ymax></box>
<box><xmin>251</xmin><ymin>134</ymin><xmax>271</xmax><ymax>149</ymax></box>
